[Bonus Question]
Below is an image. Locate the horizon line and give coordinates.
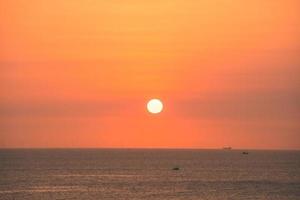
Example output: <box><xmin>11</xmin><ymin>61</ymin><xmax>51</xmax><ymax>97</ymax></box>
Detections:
<box><xmin>0</xmin><ymin>147</ymin><xmax>299</xmax><ymax>151</ymax></box>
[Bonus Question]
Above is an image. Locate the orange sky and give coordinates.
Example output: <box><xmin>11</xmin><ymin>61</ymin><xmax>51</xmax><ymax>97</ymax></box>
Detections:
<box><xmin>1</xmin><ymin>0</ymin><xmax>299</xmax><ymax>149</ymax></box>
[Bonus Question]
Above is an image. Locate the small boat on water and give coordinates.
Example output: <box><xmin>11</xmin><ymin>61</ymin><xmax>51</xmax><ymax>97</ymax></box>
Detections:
<box><xmin>172</xmin><ymin>167</ymin><xmax>180</xmax><ymax>171</ymax></box>
<box><xmin>242</xmin><ymin>151</ymin><xmax>249</xmax><ymax>155</ymax></box>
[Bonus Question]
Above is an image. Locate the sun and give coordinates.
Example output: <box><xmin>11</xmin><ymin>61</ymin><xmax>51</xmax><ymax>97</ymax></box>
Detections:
<box><xmin>147</xmin><ymin>99</ymin><xmax>163</xmax><ymax>114</ymax></box>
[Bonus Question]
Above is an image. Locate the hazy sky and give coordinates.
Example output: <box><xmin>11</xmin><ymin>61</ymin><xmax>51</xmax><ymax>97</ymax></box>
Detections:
<box><xmin>1</xmin><ymin>0</ymin><xmax>299</xmax><ymax>149</ymax></box>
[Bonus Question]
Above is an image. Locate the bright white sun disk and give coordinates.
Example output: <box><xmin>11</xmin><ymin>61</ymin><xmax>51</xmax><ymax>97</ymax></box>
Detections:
<box><xmin>147</xmin><ymin>99</ymin><xmax>163</xmax><ymax>114</ymax></box>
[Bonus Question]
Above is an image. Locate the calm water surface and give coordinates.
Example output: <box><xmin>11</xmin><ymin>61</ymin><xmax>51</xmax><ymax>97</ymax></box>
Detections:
<box><xmin>0</xmin><ymin>149</ymin><xmax>299</xmax><ymax>200</ymax></box>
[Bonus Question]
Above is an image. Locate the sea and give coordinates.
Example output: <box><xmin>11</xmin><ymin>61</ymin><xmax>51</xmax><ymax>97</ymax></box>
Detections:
<box><xmin>0</xmin><ymin>149</ymin><xmax>299</xmax><ymax>200</ymax></box>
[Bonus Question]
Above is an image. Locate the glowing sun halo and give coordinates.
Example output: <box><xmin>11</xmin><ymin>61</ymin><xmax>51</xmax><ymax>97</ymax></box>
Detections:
<box><xmin>147</xmin><ymin>99</ymin><xmax>163</xmax><ymax>114</ymax></box>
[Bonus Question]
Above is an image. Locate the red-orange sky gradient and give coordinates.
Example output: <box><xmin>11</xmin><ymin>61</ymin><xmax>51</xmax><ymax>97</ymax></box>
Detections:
<box><xmin>1</xmin><ymin>0</ymin><xmax>300</xmax><ymax>149</ymax></box>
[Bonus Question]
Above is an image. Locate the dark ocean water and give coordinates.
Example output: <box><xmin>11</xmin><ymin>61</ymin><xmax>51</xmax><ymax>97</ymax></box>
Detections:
<box><xmin>0</xmin><ymin>149</ymin><xmax>299</xmax><ymax>200</ymax></box>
